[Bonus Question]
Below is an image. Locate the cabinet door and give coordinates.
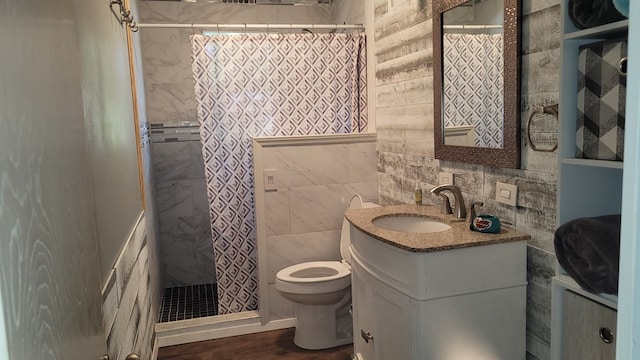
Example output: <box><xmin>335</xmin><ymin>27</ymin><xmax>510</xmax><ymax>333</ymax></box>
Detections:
<box><xmin>352</xmin><ymin>263</ymin><xmax>375</xmax><ymax>360</ymax></box>
<box><xmin>352</xmin><ymin>260</ymin><xmax>413</xmax><ymax>360</ymax></box>
<box><xmin>370</xmin><ymin>277</ymin><xmax>413</xmax><ymax>360</ymax></box>
<box><xmin>561</xmin><ymin>290</ymin><xmax>617</xmax><ymax>359</ymax></box>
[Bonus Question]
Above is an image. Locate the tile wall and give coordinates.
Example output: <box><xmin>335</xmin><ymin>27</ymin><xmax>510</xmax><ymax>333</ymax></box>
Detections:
<box><xmin>372</xmin><ymin>1</ymin><xmax>560</xmax><ymax>358</ymax></box>
<box><xmin>331</xmin><ymin>0</ymin><xmax>366</xmax><ymax>25</ymax></box>
<box><xmin>151</xmin><ymin>127</ymin><xmax>216</xmax><ymax>287</ymax></box>
<box><xmin>254</xmin><ymin>135</ymin><xmax>378</xmax><ymax>320</ymax></box>
<box><xmin>138</xmin><ymin>2</ymin><xmax>332</xmax><ymax>126</ymax></box>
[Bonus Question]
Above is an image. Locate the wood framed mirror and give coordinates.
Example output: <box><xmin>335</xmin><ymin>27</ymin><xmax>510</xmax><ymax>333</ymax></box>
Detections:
<box><xmin>433</xmin><ymin>0</ymin><xmax>521</xmax><ymax>168</ymax></box>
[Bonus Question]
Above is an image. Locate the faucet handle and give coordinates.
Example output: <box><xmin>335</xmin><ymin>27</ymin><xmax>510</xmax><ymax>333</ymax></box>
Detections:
<box><xmin>468</xmin><ymin>202</ymin><xmax>484</xmax><ymax>223</ymax></box>
<box><xmin>439</xmin><ymin>194</ymin><xmax>453</xmax><ymax>215</ymax></box>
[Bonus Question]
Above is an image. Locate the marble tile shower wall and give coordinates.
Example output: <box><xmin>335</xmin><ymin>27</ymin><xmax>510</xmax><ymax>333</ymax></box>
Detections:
<box><xmin>372</xmin><ymin>1</ymin><xmax>560</xmax><ymax>359</ymax></box>
<box><xmin>331</xmin><ymin>0</ymin><xmax>366</xmax><ymax>25</ymax></box>
<box><xmin>138</xmin><ymin>2</ymin><xmax>331</xmax><ymax>126</ymax></box>
<box><xmin>258</xmin><ymin>138</ymin><xmax>378</xmax><ymax>320</ymax></box>
<box><xmin>152</xmin><ymin>137</ymin><xmax>217</xmax><ymax>288</ymax></box>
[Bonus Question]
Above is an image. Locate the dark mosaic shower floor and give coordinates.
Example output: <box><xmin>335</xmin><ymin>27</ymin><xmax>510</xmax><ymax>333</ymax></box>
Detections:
<box><xmin>159</xmin><ymin>283</ymin><xmax>218</xmax><ymax>323</ymax></box>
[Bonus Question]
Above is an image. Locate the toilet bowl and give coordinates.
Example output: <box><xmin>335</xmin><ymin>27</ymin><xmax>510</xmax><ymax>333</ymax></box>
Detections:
<box><xmin>275</xmin><ymin>195</ymin><xmax>378</xmax><ymax>350</ymax></box>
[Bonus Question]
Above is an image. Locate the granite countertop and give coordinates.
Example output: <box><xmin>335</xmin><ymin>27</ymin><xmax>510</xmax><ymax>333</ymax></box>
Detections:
<box><xmin>345</xmin><ymin>204</ymin><xmax>530</xmax><ymax>252</ymax></box>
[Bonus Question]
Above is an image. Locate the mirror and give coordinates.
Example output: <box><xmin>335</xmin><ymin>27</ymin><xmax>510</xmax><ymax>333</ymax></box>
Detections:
<box><xmin>433</xmin><ymin>0</ymin><xmax>520</xmax><ymax>168</ymax></box>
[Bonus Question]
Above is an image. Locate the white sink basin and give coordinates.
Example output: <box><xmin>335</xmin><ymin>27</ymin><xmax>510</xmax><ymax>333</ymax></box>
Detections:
<box><xmin>372</xmin><ymin>215</ymin><xmax>451</xmax><ymax>233</ymax></box>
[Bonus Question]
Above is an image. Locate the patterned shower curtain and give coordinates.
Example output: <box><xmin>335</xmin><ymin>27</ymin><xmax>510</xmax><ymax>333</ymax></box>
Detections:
<box><xmin>443</xmin><ymin>33</ymin><xmax>503</xmax><ymax>148</ymax></box>
<box><xmin>191</xmin><ymin>33</ymin><xmax>367</xmax><ymax>314</ymax></box>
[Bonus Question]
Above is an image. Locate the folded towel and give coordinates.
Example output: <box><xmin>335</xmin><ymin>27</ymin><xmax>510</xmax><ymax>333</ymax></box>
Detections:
<box><xmin>569</xmin><ymin>0</ymin><xmax>626</xmax><ymax>29</ymax></box>
<box><xmin>554</xmin><ymin>215</ymin><xmax>621</xmax><ymax>295</ymax></box>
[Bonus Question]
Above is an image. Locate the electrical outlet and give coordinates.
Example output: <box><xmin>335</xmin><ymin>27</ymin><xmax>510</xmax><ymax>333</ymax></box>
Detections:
<box><xmin>496</xmin><ymin>182</ymin><xmax>517</xmax><ymax>206</ymax></box>
<box><xmin>439</xmin><ymin>172</ymin><xmax>454</xmax><ymax>185</ymax></box>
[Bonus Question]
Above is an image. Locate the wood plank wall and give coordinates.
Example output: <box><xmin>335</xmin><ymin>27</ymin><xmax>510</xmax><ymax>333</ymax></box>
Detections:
<box><xmin>102</xmin><ymin>215</ymin><xmax>159</xmax><ymax>360</ymax></box>
<box><xmin>372</xmin><ymin>1</ymin><xmax>560</xmax><ymax>358</ymax></box>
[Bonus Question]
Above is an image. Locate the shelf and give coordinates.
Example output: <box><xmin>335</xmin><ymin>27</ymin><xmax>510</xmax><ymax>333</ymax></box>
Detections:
<box><xmin>553</xmin><ymin>274</ymin><xmax>618</xmax><ymax>310</ymax></box>
<box><xmin>561</xmin><ymin>157</ymin><xmax>624</xmax><ymax>169</ymax></box>
<box><xmin>564</xmin><ymin>19</ymin><xmax>629</xmax><ymax>40</ymax></box>
<box><xmin>553</xmin><ymin>3</ymin><xmax>627</xmax><ymax>358</ymax></box>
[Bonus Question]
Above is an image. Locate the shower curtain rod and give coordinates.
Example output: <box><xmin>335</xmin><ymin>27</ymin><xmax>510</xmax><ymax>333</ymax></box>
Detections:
<box><xmin>443</xmin><ymin>24</ymin><xmax>503</xmax><ymax>30</ymax></box>
<box><xmin>136</xmin><ymin>23</ymin><xmax>365</xmax><ymax>31</ymax></box>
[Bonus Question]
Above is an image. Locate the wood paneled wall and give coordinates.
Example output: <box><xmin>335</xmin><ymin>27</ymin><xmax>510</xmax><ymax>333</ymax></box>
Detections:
<box><xmin>102</xmin><ymin>215</ymin><xmax>159</xmax><ymax>360</ymax></box>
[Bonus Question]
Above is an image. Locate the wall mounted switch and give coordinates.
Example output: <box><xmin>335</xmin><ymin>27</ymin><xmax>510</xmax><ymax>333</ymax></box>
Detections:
<box><xmin>496</xmin><ymin>182</ymin><xmax>517</xmax><ymax>206</ymax></box>
<box><xmin>264</xmin><ymin>169</ymin><xmax>277</xmax><ymax>191</ymax></box>
<box><xmin>439</xmin><ymin>172</ymin><xmax>454</xmax><ymax>185</ymax></box>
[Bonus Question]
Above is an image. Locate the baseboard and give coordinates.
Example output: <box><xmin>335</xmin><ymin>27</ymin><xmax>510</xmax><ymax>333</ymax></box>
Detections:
<box><xmin>156</xmin><ymin>312</ymin><xmax>296</xmax><ymax>347</ymax></box>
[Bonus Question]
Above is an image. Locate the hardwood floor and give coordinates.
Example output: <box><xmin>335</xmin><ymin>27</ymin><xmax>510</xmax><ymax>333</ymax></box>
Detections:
<box><xmin>157</xmin><ymin>328</ymin><xmax>353</xmax><ymax>360</ymax></box>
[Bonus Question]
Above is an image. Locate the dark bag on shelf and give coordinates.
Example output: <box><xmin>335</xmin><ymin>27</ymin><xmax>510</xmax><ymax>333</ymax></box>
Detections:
<box><xmin>554</xmin><ymin>215</ymin><xmax>621</xmax><ymax>295</ymax></box>
<box><xmin>568</xmin><ymin>0</ymin><xmax>626</xmax><ymax>29</ymax></box>
<box><xmin>576</xmin><ymin>38</ymin><xmax>627</xmax><ymax>161</ymax></box>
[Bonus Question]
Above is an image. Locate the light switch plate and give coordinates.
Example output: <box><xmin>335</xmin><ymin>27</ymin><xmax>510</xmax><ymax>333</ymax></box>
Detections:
<box><xmin>264</xmin><ymin>169</ymin><xmax>277</xmax><ymax>191</ymax></box>
<box><xmin>496</xmin><ymin>182</ymin><xmax>517</xmax><ymax>206</ymax></box>
<box><xmin>439</xmin><ymin>172</ymin><xmax>454</xmax><ymax>185</ymax></box>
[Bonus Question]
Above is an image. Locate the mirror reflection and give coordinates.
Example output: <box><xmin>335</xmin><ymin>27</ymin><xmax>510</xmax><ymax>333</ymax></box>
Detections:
<box><xmin>442</xmin><ymin>0</ymin><xmax>504</xmax><ymax>148</ymax></box>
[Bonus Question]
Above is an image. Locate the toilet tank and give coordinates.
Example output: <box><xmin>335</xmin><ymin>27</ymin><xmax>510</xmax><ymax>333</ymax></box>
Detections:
<box><xmin>341</xmin><ymin>198</ymin><xmax>379</xmax><ymax>262</ymax></box>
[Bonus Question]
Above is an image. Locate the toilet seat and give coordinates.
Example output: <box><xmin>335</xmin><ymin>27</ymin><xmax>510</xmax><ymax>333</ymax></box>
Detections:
<box><xmin>276</xmin><ymin>261</ymin><xmax>350</xmax><ymax>284</ymax></box>
<box><xmin>275</xmin><ymin>261</ymin><xmax>351</xmax><ymax>295</ymax></box>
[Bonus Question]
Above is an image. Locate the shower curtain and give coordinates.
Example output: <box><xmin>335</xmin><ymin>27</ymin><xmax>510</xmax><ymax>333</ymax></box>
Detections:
<box><xmin>442</xmin><ymin>33</ymin><xmax>503</xmax><ymax>148</ymax></box>
<box><xmin>191</xmin><ymin>33</ymin><xmax>367</xmax><ymax>314</ymax></box>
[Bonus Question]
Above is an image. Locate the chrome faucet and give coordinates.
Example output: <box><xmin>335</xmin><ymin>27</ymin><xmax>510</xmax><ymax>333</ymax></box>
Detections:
<box><xmin>430</xmin><ymin>184</ymin><xmax>466</xmax><ymax>220</ymax></box>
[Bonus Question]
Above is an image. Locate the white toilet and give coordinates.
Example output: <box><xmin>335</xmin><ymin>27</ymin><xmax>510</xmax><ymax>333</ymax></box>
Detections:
<box><xmin>275</xmin><ymin>195</ymin><xmax>378</xmax><ymax>350</ymax></box>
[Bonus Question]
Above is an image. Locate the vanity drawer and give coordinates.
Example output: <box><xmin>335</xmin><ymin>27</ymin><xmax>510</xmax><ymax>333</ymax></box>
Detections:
<box><xmin>561</xmin><ymin>290</ymin><xmax>617</xmax><ymax>360</ymax></box>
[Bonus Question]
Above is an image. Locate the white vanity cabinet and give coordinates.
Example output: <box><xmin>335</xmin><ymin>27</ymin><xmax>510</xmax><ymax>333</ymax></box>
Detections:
<box><xmin>349</xmin><ymin>225</ymin><xmax>528</xmax><ymax>360</ymax></box>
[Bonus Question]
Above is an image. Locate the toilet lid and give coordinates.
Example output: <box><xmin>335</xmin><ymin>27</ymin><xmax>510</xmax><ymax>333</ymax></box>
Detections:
<box><xmin>340</xmin><ymin>195</ymin><xmax>364</xmax><ymax>263</ymax></box>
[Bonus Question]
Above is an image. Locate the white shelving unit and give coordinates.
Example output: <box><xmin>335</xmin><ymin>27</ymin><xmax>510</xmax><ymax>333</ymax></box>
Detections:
<box><xmin>550</xmin><ymin>5</ymin><xmax>628</xmax><ymax>360</ymax></box>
